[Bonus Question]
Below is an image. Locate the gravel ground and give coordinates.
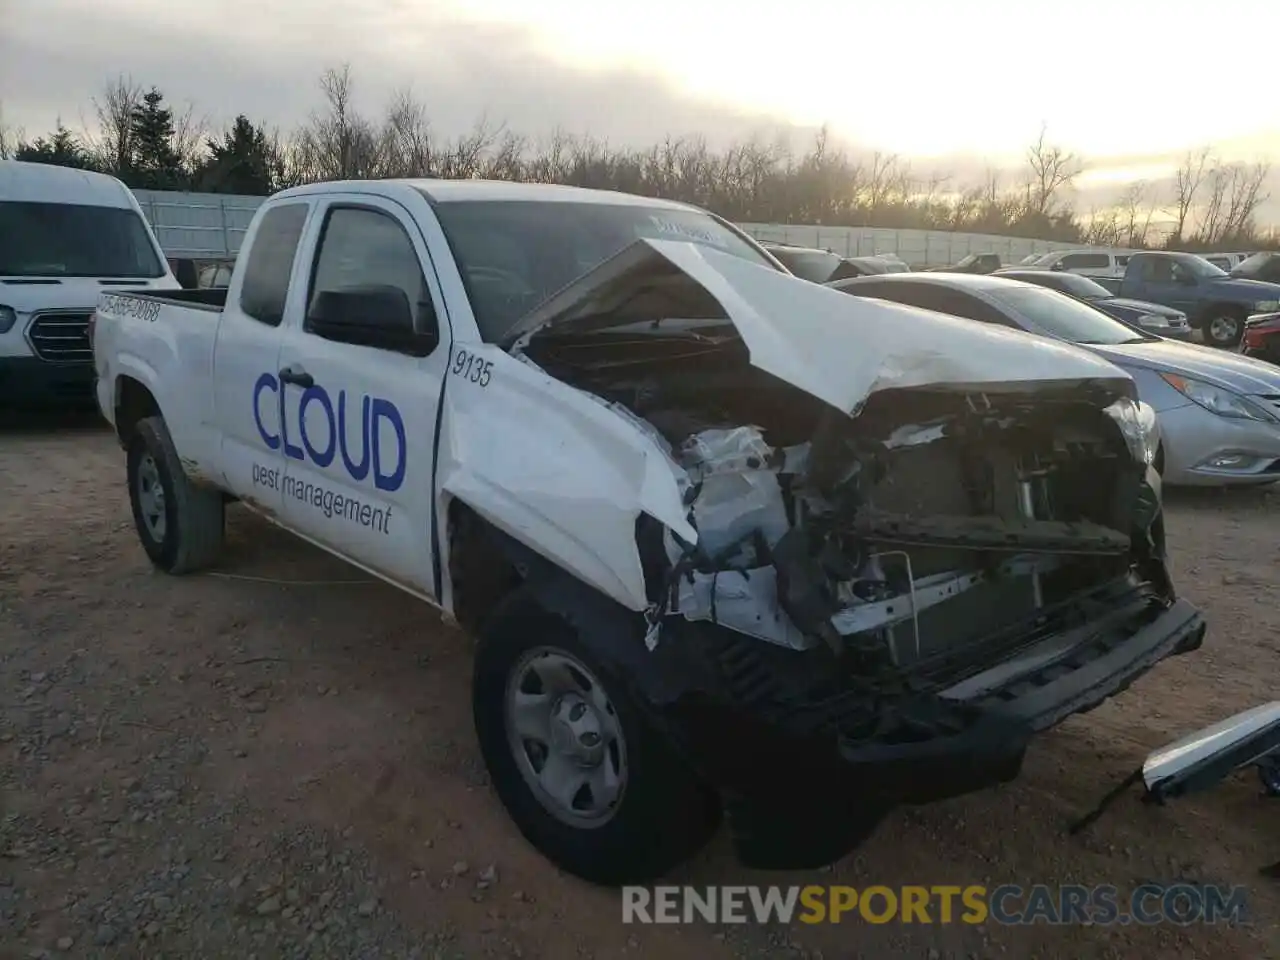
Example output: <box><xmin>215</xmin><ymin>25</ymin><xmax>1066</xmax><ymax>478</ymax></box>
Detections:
<box><xmin>3</xmin><ymin>413</ymin><xmax>1280</xmax><ymax>959</ymax></box>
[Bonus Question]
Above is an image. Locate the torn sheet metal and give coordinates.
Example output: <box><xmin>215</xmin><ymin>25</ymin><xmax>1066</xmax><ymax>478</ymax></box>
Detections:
<box><xmin>504</xmin><ymin>238</ymin><xmax>1133</xmax><ymax>416</ymax></box>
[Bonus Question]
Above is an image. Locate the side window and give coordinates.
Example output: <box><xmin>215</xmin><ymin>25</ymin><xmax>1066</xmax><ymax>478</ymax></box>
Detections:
<box><xmin>306</xmin><ymin>206</ymin><xmax>438</xmax><ymax>349</ymax></box>
<box><xmin>1060</xmin><ymin>253</ymin><xmax>1109</xmax><ymax>270</ymax></box>
<box><xmin>239</xmin><ymin>203</ymin><xmax>309</xmax><ymax>326</ymax></box>
<box><xmin>852</xmin><ymin>283</ymin><xmax>1015</xmax><ymax>327</ymax></box>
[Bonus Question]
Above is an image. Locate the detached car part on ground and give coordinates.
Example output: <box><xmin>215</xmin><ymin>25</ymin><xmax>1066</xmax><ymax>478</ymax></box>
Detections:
<box><xmin>93</xmin><ymin>180</ymin><xmax>1206</xmax><ymax>886</ymax></box>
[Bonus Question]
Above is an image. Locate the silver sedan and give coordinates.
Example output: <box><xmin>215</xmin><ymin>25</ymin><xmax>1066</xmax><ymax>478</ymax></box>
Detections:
<box><xmin>828</xmin><ymin>272</ymin><xmax>1280</xmax><ymax>486</ymax></box>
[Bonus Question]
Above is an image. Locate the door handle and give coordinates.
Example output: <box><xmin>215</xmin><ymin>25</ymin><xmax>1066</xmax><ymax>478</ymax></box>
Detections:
<box><xmin>278</xmin><ymin>365</ymin><xmax>314</xmax><ymax>389</ymax></box>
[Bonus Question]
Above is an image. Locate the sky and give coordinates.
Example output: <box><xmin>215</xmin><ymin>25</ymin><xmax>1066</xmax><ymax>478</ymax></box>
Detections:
<box><xmin>4</xmin><ymin>0</ymin><xmax>1280</xmax><ymax>218</ymax></box>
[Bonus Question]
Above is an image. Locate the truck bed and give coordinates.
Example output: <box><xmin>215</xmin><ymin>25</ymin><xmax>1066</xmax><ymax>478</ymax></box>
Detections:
<box><xmin>114</xmin><ymin>288</ymin><xmax>228</xmax><ymax>311</ymax></box>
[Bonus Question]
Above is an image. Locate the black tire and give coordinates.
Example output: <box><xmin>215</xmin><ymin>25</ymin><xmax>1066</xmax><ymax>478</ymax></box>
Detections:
<box><xmin>1202</xmin><ymin>311</ymin><xmax>1245</xmax><ymax>348</ymax></box>
<box><xmin>472</xmin><ymin>587</ymin><xmax>720</xmax><ymax>886</ymax></box>
<box><xmin>127</xmin><ymin>415</ymin><xmax>225</xmax><ymax>574</ymax></box>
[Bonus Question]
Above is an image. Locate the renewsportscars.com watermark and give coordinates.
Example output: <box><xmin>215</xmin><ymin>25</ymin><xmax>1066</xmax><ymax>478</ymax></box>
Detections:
<box><xmin>622</xmin><ymin>884</ymin><xmax>1250</xmax><ymax>926</ymax></box>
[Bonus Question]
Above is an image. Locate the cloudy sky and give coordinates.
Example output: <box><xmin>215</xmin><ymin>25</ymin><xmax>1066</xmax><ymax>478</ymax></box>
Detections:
<box><xmin>5</xmin><ymin>0</ymin><xmax>1280</xmax><ymax>217</ymax></box>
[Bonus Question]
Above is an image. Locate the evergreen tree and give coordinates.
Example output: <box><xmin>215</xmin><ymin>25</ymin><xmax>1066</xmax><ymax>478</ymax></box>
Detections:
<box><xmin>195</xmin><ymin>115</ymin><xmax>284</xmax><ymax>195</ymax></box>
<box><xmin>14</xmin><ymin>122</ymin><xmax>97</xmax><ymax>170</ymax></box>
<box><xmin>127</xmin><ymin>87</ymin><xmax>185</xmax><ymax>189</ymax></box>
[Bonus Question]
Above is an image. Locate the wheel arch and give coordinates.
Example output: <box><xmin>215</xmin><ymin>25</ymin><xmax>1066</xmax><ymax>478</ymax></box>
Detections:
<box><xmin>113</xmin><ymin>375</ymin><xmax>162</xmax><ymax>449</ymax></box>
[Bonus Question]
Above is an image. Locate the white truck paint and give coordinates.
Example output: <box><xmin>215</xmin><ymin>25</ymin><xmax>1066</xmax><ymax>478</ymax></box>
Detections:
<box><xmin>0</xmin><ymin>160</ymin><xmax>178</xmax><ymax>407</ymax></box>
<box><xmin>92</xmin><ymin>178</ymin><xmax>1206</xmax><ymax>886</ymax></box>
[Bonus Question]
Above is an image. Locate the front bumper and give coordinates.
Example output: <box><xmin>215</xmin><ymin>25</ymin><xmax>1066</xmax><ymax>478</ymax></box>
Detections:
<box><xmin>655</xmin><ymin>581</ymin><xmax>1205</xmax><ymax>870</ymax></box>
<box><xmin>0</xmin><ymin>356</ymin><xmax>96</xmax><ymax>408</ymax></box>
<box><xmin>1157</xmin><ymin>400</ymin><xmax>1280</xmax><ymax>485</ymax></box>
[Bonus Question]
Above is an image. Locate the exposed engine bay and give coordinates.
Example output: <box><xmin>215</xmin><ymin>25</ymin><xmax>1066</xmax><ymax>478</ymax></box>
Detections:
<box><xmin>520</xmin><ymin>321</ymin><xmax>1162</xmax><ymax>684</ymax></box>
<box><xmin>501</xmin><ymin>240</ymin><xmax>1200</xmax><ymax>871</ymax></box>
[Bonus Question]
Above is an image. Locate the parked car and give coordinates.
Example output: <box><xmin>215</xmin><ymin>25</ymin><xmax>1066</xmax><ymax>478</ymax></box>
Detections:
<box><xmin>1027</xmin><ymin>249</ymin><xmax>1135</xmax><ymax>280</ymax></box>
<box><xmin>91</xmin><ymin>176</ymin><xmax>1202</xmax><ymax>884</ymax></box>
<box><xmin>1242</xmin><ymin>311</ymin><xmax>1280</xmax><ymax>365</ymax></box>
<box><xmin>1229</xmin><ymin>251</ymin><xmax>1280</xmax><ymax>284</ymax></box>
<box><xmin>168</xmin><ymin>256</ymin><xmax>236</xmax><ymax>290</ymax></box>
<box><xmin>1092</xmin><ymin>251</ymin><xmax>1280</xmax><ymax>348</ymax></box>
<box><xmin>994</xmin><ymin>269</ymin><xmax>1193</xmax><ymax>340</ymax></box>
<box><xmin>1201</xmin><ymin>252</ymin><xmax>1255</xmax><ymax>272</ymax></box>
<box><xmin>926</xmin><ymin>252</ymin><xmax>1002</xmax><ymax>274</ymax></box>
<box><xmin>829</xmin><ymin>272</ymin><xmax>1280</xmax><ymax>486</ymax></box>
<box><xmin>760</xmin><ymin>243</ymin><xmax>902</xmax><ymax>282</ymax></box>
<box><xmin>0</xmin><ymin>160</ymin><xmax>180</xmax><ymax>409</ymax></box>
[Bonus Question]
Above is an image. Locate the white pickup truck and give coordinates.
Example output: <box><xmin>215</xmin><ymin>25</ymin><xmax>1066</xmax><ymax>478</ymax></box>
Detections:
<box><xmin>92</xmin><ymin>178</ymin><xmax>1206</xmax><ymax>885</ymax></box>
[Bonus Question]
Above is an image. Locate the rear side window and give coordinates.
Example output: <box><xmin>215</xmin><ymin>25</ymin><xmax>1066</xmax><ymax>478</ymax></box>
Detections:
<box><xmin>842</xmin><ymin>281</ymin><xmax>1015</xmax><ymax>327</ymax></box>
<box><xmin>1060</xmin><ymin>253</ymin><xmax>1110</xmax><ymax>270</ymax></box>
<box><xmin>239</xmin><ymin>203</ymin><xmax>309</xmax><ymax>326</ymax></box>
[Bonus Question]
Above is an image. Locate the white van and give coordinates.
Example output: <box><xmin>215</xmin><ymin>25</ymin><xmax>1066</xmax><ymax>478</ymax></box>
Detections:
<box><xmin>0</xmin><ymin>161</ymin><xmax>179</xmax><ymax>408</ymax></box>
<box><xmin>1199</xmin><ymin>252</ymin><xmax>1254</xmax><ymax>272</ymax></box>
<box><xmin>1027</xmin><ymin>249</ymin><xmax>1137</xmax><ymax>280</ymax></box>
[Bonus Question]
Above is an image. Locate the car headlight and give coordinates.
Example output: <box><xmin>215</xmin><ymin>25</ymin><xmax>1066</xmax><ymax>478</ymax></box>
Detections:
<box><xmin>1159</xmin><ymin>372</ymin><xmax>1276</xmax><ymax>422</ymax></box>
<box><xmin>1104</xmin><ymin>396</ymin><xmax>1160</xmax><ymax>465</ymax></box>
<box><xmin>1137</xmin><ymin>313</ymin><xmax>1170</xmax><ymax>328</ymax></box>
<box><xmin>1256</xmin><ymin>300</ymin><xmax>1280</xmax><ymax>313</ymax></box>
<box><xmin>0</xmin><ymin>305</ymin><xmax>15</xmax><ymax>334</ymax></box>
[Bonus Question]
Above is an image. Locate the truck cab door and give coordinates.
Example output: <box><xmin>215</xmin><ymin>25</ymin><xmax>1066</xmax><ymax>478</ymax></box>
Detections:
<box><xmin>211</xmin><ymin>201</ymin><xmax>313</xmax><ymax>516</ymax></box>
<box><xmin>1138</xmin><ymin>258</ymin><xmax>1198</xmax><ymax>313</ymax></box>
<box><xmin>274</xmin><ymin>195</ymin><xmax>452</xmax><ymax>599</ymax></box>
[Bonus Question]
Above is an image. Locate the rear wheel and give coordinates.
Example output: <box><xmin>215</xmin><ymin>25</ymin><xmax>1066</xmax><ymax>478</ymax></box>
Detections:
<box><xmin>1203</xmin><ymin>312</ymin><xmax>1245</xmax><ymax>348</ymax></box>
<box><xmin>127</xmin><ymin>415</ymin><xmax>225</xmax><ymax>574</ymax></box>
<box><xmin>472</xmin><ymin>588</ymin><xmax>720</xmax><ymax>885</ymax></box>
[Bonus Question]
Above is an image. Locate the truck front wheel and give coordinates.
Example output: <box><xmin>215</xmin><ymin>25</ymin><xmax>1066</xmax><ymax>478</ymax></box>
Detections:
<box><xmin>127</xmin><ymin>415</ymin><xmax>225</xmax><ymax>574</ymax></box>
<box><xmin>472</xmin><ymin>588</ymin><xmax>720</xmax><ymax>885</ymax></box>
<box><xmin>1203</xmin><ymin>310</ymin><xmax>1245</xmax><ymax>348</ymax></box>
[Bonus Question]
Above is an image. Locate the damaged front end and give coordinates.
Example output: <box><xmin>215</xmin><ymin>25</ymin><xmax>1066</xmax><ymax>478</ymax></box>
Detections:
<box><xmin>510</xmin><ymin>238</ymin><xmax>1206</xmax><ymax>869</ymax></box>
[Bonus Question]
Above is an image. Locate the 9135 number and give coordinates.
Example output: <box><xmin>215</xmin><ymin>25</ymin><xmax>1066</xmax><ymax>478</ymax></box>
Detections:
<box><xmin>451</xmin><ymin>348</ymin><xmax>492</xmax><ymax>388</ymax></box>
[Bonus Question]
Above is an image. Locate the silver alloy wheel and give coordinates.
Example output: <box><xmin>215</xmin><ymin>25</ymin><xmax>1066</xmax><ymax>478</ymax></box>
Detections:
<box><xmin>136</xmin><ymin>452</ymin><xmax>167</xmax><ymax>542</ymax></box>
<box><xmin>1208</xmin><ymin>315</ymin><xmax>1240</xmax><ymax>344</ymax></box>
<box><xmin>504</xmin><ymin>646</ymin><xmax>627</xmax><ymax>827</ymax></box>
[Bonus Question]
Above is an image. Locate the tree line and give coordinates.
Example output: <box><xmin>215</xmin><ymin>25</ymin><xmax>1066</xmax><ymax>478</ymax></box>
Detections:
<box><xmin>0</xmin><ymin>67</ymin><xmax>1274</xmax><ymax>251</ymax></box>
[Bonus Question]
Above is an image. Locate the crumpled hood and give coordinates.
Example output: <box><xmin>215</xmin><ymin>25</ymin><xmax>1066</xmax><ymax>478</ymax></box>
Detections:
<box><xmin>1105</xmin><ymin>297</ymin><xmax>1184</xmax><ymax>318</ymax></box>
<box><xmin>506</xmin><ymin>238</ymin><xmax>1132</xmax><ymax>415</ymax></box>
<box><xmin>1088</xmin><ymin>338</ymin><xmax>1280</xmax><ymax>394</ymax></box>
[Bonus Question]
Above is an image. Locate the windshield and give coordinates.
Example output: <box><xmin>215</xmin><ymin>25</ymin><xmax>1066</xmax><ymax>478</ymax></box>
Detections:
<box><xmin>986</xmin><ymin>285</ymin><xmax>1148</xmax><ymax>345</ymax></box>
<box><xmin>1178</xmin><ymin>253</ymin><xmax>1229</xmax><ymax>279</ymax></box>
<box><xmin>1232</xmin><ymin>251</ymin><xmax>1280</xmax><ymax>279</ymax></box>
<box><xmin>0</xmin><ymin>201</ymin><xmax>164</xmax><ymax>278</ymax></box>
<box><xmin>431</xmin><ymin>199</ymin><xmax>776</xmax><ymax>342</ymax></box>
<box><xmin>768</xmin><ymin>248</ymin><xmax>840</xmax><ymax>283</ymax></box>
<box><xmin>955</xmin><ymin>254</ymin><xmax>978</xmax><ymax>267</ymax></box>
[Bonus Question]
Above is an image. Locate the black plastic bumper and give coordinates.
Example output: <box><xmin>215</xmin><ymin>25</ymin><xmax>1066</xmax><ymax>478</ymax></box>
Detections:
<box><xmin>0</xmin><ymin>356</ymin><xmax>96</xmax><ymax>408</ymax></box>
<box><xmin>659</xmin><ymin>594</ymin><xmax>1206</xmax><ymax>870</ymax></box>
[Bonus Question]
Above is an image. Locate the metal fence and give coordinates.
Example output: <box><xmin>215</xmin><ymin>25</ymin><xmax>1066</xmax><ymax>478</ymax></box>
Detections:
<box><xmin>133</xmin><ymin>189</ymin><xmax>1086</xmax><ymax>267</ymax></box>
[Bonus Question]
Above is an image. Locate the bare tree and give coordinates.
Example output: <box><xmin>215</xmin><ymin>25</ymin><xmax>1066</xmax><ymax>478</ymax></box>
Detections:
<box><xmin>170</xmin><ymin>101</ymin><xmax>209</xmax><ymax>174</ymax></box>
<box><xmin>1025</xmin><ymin>124</ymin><xmax>1082</xmax><ymax>217</ymax></box>
<box><xmin>1172</xmin><ymin>146</ymin><xmax>1211</xmax><ymax>242</ymax></box>
<box><xmin>292</xmin><ymin>65</ymin><xmax>383</xmax><ymax>182</ymax></box>
<box><xmin>380</xmin><ymin>88</ymin><xmax>434</xmax><ymax>177</ymax></box>
<box><xmin>85</xmin><ymin>75</ymin><xmax>143</xmax><ymax>174</ymax></box>
<box><xmin>1117</xmin><ymin>180</ymin><xmax>1158</xmax><ymax>247</ymax></box>
<box><xmin>1198</xmin><ymin>162</ymin><xmax>1232</xmax><ymax>244</ymax></box>
<box><xmin>1219</xmin><ymin>161</ymin><xmax>1270</xmax><ymax>241</ymax></box>
<box><xmin>0</xmin><ymin>102</ymin><xmax>19</xmax><ymax>159</ymax></box>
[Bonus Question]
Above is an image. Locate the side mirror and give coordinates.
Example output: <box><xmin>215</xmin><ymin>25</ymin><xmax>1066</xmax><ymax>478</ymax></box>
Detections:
<box><xmin>1050</xmin><ymin>262</ymin><xmax>1066</xmax><ymax>271</ymax></box>
<box><xmin>307</xmin><ymin>285</ymin><xmax>438</xmax><ymax>356</ymax></box>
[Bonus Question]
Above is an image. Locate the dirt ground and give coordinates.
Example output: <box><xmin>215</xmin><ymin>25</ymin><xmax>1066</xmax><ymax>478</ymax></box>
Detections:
<box><xmin>3</xmin><ymin>413</ymin><xmax>1279</xmax><ymax>960</ymax></box>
